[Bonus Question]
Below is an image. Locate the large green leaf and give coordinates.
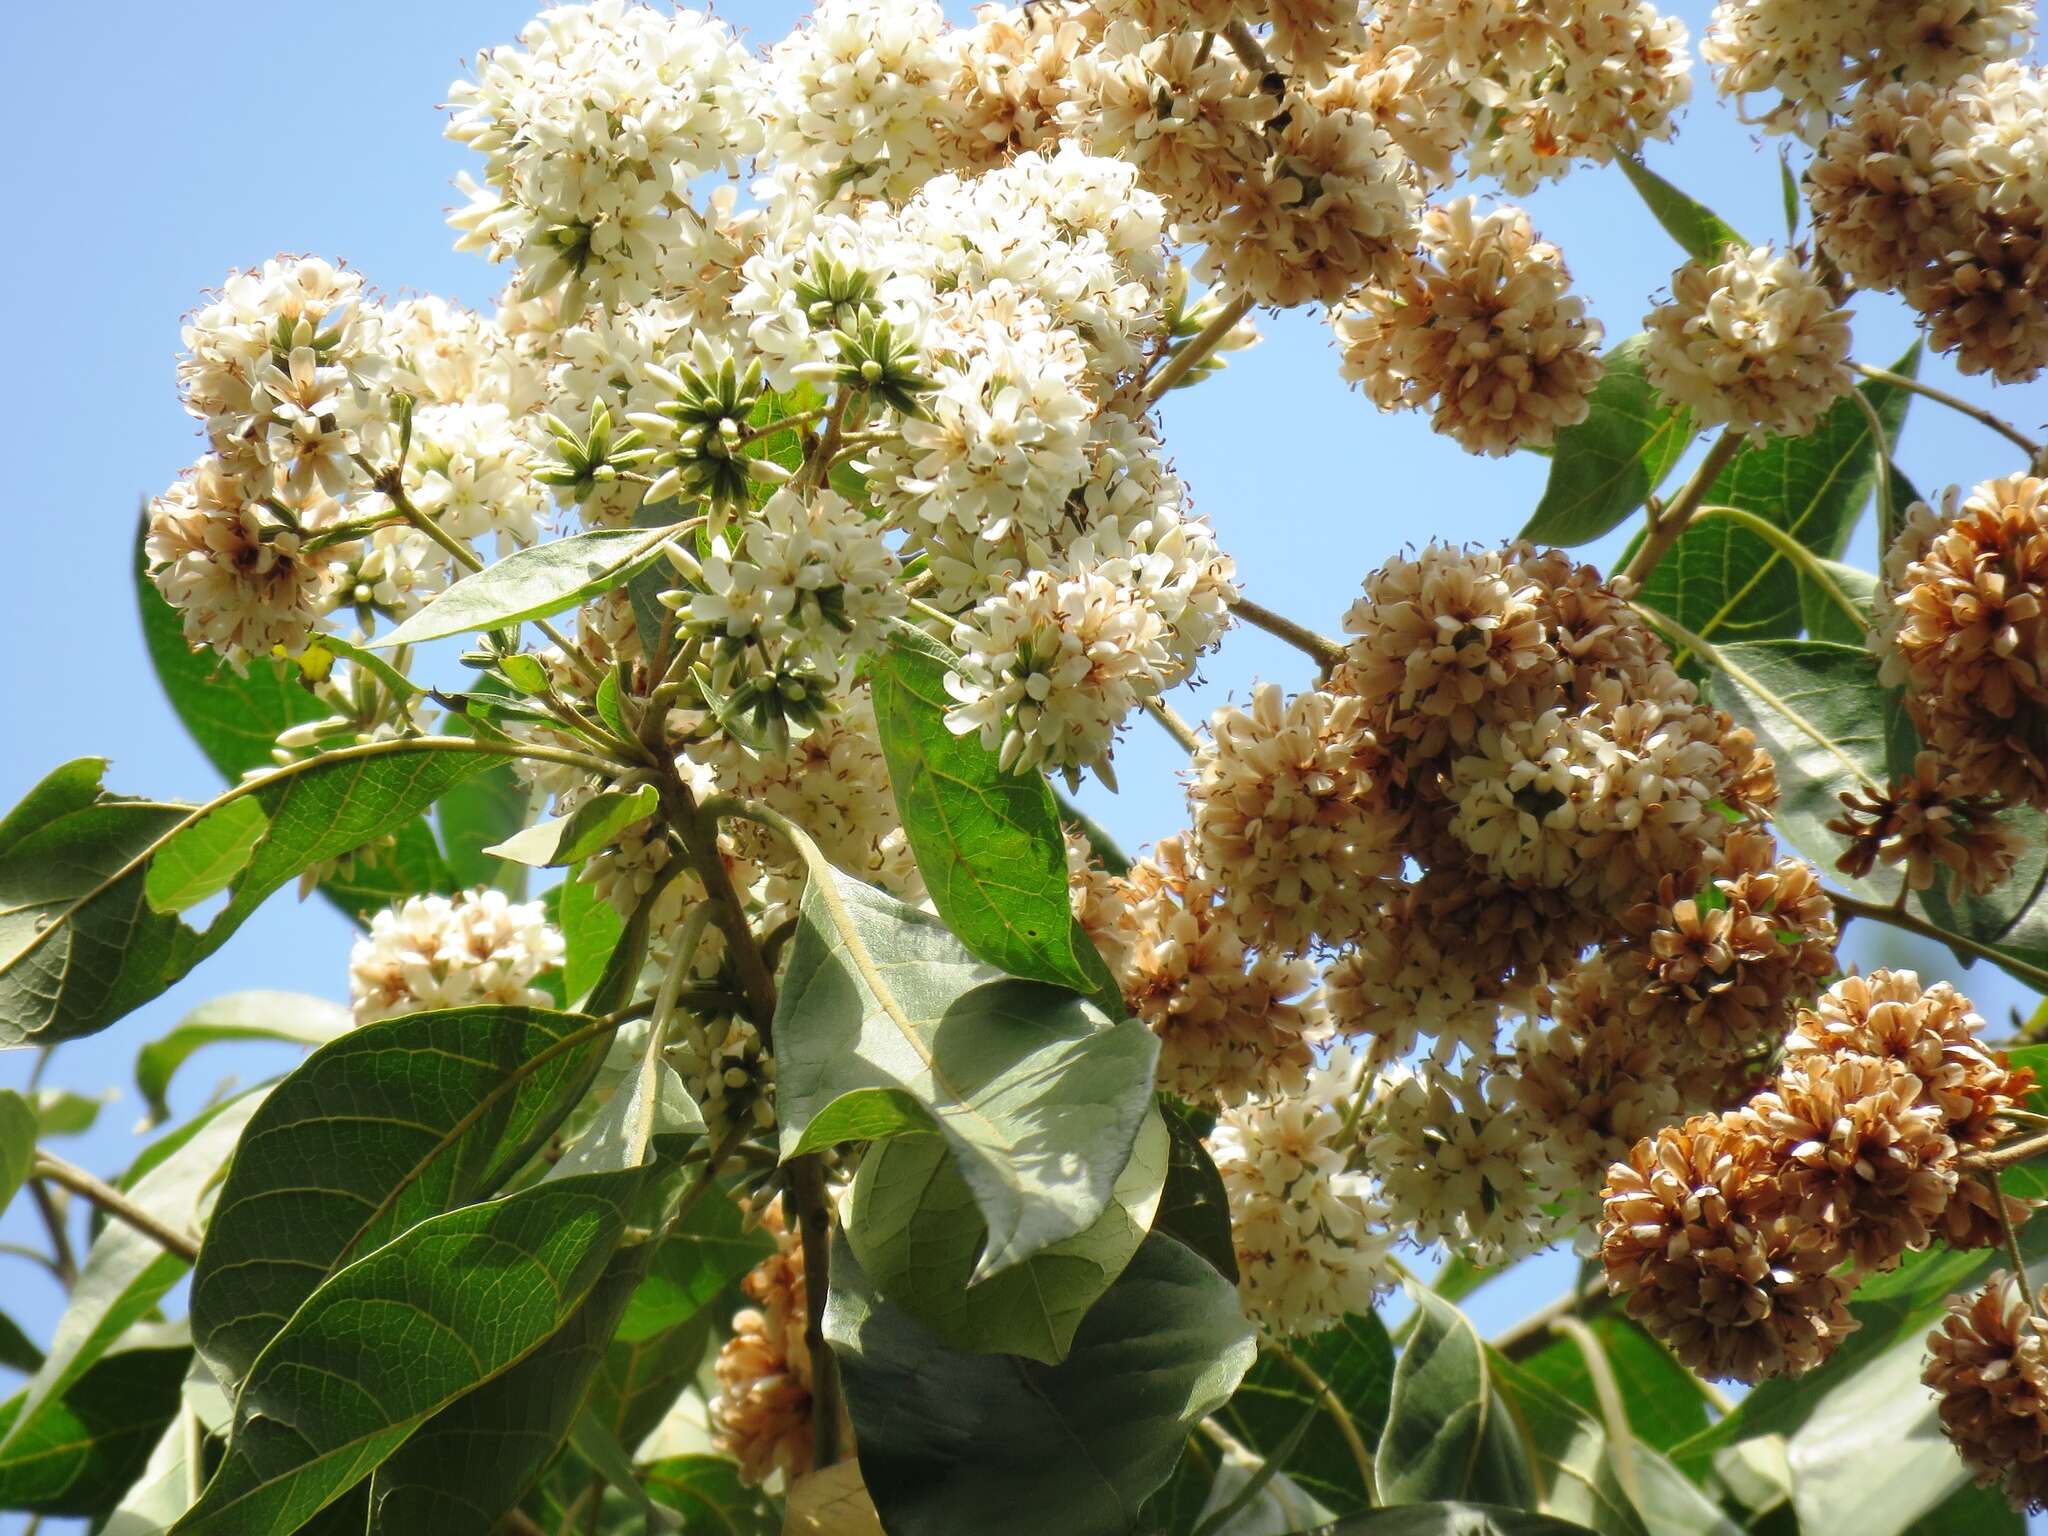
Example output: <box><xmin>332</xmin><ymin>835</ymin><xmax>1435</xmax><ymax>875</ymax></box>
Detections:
<box><xmin>1916</xmin><ymin>802</ymin><xmax>2048</xmax><ymax>993</ymax></box>
<box><xmin>558</xmin><ymin>868</ymin><xmax>627</xmax><ymax>1008</ymax></box>
<box><xmin>170</xmin><ymin>1169</ymin><xmax>645</xmax><ymax>1536</ymax></box>
<box><xmin>1316</xmin><ymin>1510</ymin><xmax>1603</xmax><ymax>1535</ymax></box>
<box><xmin>133</xmin><ymin>989</ymin><xmax>352</xmax><ymax>1129</ymax></box>
<box><xmin>1518</xmin><ymin>1316</ymin><xmax>1712</xmax><ymax>1454</ymax></box>
<box><xmin>1698</xmin><ymin>638</ymin><xmax>1893</xmax><ymax>897</ymax></box>
<box><xmin>1635</xmin><ymin>350</ymin><xmax>1917</xmax><ymax>644</ymax></box>
<box><xmin>845</xmin><ymin>1110</ymin><xmax>1166</xmax><ymax>1365</ymax></box>
<box><xmin>1217</xmin><ymin>1314</ymin><xmax>1396</xmax><ymax>1521</ymax></box>
<box><xmin>1520</xmin><ymin>336</ymin><xmax>1694</xmax><ymax>547</ymax></box>
<box><xmin>367</xmin><ymin>1245</ymin><xmax>649</xmax><ymax>1536</ymax></box>
<box><xmin>488</xmin><ymin>784</ymin><xmax>660</xmax><ymax>869</ymax></box>
<box><xmin>0</xmin><ymin>1089</ymin><xmax>32</xmax><ymax>1217</ymax></box>
<box><xmin>372</xmin><ymin>528</ymin><xmax>671</xmax><ymax>649</ymax></box>
<box><xmin>870</xmin><ymin>626</ymin><xmax>1121</xmax><ymax>1012</ymax></box>
<box><xmin>773</xmin><ymin>864</ymin><xmax>1159</xmax><ymax>1277</ymax></box>
<box><xmin>1377</xmin><ymin>1288</ymin><xmax>1536</xmax><ymax>1509</ymax></box>
<box><xmin>1491</xmin><ymin>1354</ymin><xmax>1649</xmax><ymax>1536</ymax></box>
<box><xmin>0</xmin><ymin>744</ymin><xmax>495</xmax><ymax>1047</ymax></box>
<box><xmin>1156</xmin><ymin>1099</ymin><xmax>1239</xmax><ymax>1283</ymax></box>
<box><xmin>0</xmin><ymin>1094</ymin><xmax>262</xmax><ymax>1472</ymax></box>
<box><xmin>1618</xmin><ymin>159</ymin><xmax>1744</xmax><ymax>263</ymax></box>
<box><xmin>0</xmin><ymin>1332</ymin><xmax>189</xmax><ymax>1515</ymax></box>
<box><xmin>825</xmin><ymin>1231</ymin><xmax>1256</xmax><ymax>1536</ymax></box>
<box><xmin>189</xmin><ymin>1004</ymin><xmax>615</xmax><ymax>1393</ymax></box>
<box><xmin>435</xmin><ymin>755</ymin><xmax>532</xmax><ymax>897</ymax></box>
<box><xmin>640</xmin><ymin>1456</ymin><xmax>778</xmax><ymax>1534</ymax></box>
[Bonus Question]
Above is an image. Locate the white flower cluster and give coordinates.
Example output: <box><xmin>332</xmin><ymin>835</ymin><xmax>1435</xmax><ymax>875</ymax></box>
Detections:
<box><xmin>347</xmin><ymin>890</ymin><xmax>565</xmax><ymax>1026</ymax></box>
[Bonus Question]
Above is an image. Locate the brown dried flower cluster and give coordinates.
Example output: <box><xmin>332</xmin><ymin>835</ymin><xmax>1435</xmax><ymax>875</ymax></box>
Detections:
<box><xmin>1829</xmin><ymin>750</ymin><xmax>2023</xmax><ymax>896</ymax></box>
<box><xmin>1332</xmin><ymin>199</ymin><xmax>1607</xmax><ymax>457</ymax></box>
<box><xmin>1810</xmin><ymin>63</ymin><xmax>2048</xmax><ymax>382</ymax></box>
<box><xmin>712</xmin><ymin>1204</ymin><xmax>813</xmax><ymax>1488</ymax></box>
<box><xmin>1927</xmin><ymin>1274</ymin><xmax>2048</xmax><ymax>1512</ymax></box>
<box><xmin>1602</xmin><ymin>970</ymin><xmax>2028</xmax><ymax>1382</ymax></box>
<box><xmin>1874</xmin><ymin>477</ymin><xmax>2048</xmax><ymax>807</ymax></box>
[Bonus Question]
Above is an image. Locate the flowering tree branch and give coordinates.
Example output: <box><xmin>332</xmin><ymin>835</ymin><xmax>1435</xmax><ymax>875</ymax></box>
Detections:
<box><xmin>1832</xmin><ymin>892</ymin><xmax>2048</xmax><ymax>995</ymax></box>
<box><xmin>1617</xmin><ymin>428</ymin><xmax>1745</xmax><ymax>589</ymax></box>
<box><xmin>1228</xmin><ymin>592</ymin><xmax>1346</xmax><ymax>670</ymax></box>
<box><xmin>1850</xmin><ymin>362</ymin><xmax>2044</xmax><ymax>462</ymax></box>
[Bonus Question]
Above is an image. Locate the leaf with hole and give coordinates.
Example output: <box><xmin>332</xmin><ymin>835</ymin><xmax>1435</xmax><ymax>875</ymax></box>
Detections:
<box><xmin>774</xmin><ymin>863</ymin><xmax>1159</xmax><ymax>1277</ymax></box>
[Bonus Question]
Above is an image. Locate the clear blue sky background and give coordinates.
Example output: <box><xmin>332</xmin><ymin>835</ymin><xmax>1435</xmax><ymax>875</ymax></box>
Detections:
<box><xmin>0</xmin><ymin>3</ymin><xmax>2043</xmax><ymax>1528</ymax></box>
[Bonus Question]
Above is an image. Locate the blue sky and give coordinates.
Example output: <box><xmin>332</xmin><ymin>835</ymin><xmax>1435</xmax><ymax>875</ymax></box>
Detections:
<box><xmin>1</xmin><ymin>1</ymin><xmax>2044</xmax><ymax>1522</ymax></box>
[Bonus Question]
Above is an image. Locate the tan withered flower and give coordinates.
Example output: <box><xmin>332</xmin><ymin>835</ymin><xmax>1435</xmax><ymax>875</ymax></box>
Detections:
<box><xmin>941</xmin><ymin>3</ymin><xmax>1097</xmax><ymax>169</ymax></box>
<box><xmin>1830</xmin><ymin>751</ymin><xmax>2022</xmax><ymax>895</ymax></box>
<box><xmin>1112</xmin><ymin>835</ymin><xmax>1321</xmax><ymax>1106</ymax></box>
<box><xmin>1600</xmin><ymin>1113</ymin><xmax>1859</xmax><ymax>1382</ymax></box>
<box><xmin>1613</xmin><ymin>827</ymin><xmax>1839</xmax><ymax>1063</ymax></box>
<box><xmin>1926</xmin><ymin>1274</ymin><xmax>2048</xmax><ymax>1513</ymax></box>
<box><xmin>1332</xmin><ymin>198</ymin><xmax>1606</xmax><ymax>457</ymax></box>
<box><xmin>713</xmin><ymin>1203</ymin><xmax>812</xmax><ymax>1488</ymax></box>
<box><xmin>1874</xmin><ymin>477</ymin><xmax>2048</xmax><ymax>808</ymax></box>
<box><xmin>1748</xmin><ymin>1055</ymin><xmax>1959</xmax><ymax>1273</ymax></box>
<box><xmin>1187</xmin><ymin>683</ymin><xmax>1408</xmax><ymax>954</ymax></box>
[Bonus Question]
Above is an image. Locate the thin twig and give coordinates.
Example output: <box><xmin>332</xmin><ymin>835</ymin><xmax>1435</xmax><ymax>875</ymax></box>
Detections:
<box><xmin>1618</xmin><ymin>428</ymin><xmax>1745</xmax><ymax>589</ymax></box>
<box><xmin>1993</xmin><ymin>1170</ymin><xmax>2033</xmax><ymax>1303</ymax></box>
<box><xmin>1229</xmin><ymin>592</ymin><xmax>1346</xmax><ymax>670</ymax></box>
<box><xmin>1963</xmin><ymin>1129</ymin><xmax>2048</xmax><ymax>1175</ymax></box>
<box><xmin>1851</xmin><ymin>362</ymin><xmax>2044</xmax><ymax>462</ymax></box>
<box><xmin>26</xmin><ymin>1179</ymin><xmax>76</xmax><ymax>1288</ymax></box>
<box><xmin>1140</xmin><ymin>293</ymin><xmax>1256</xmax><ymax>405</ymax></box>
<box><xmin>1832</xmin><ymin>892</ymin><xmax>2048</xmax><ymax>996</ymax></box>
<box><xmin>1143</xmin><ymin>697</ymin><xmax>1202</xmax><ymax>755</ymax></box>
<box><xmin>33</xmin><ymin>1153</ymin><xmax>200</xmax><ymax>1264</ymax></box>
<box><xmin>1844</xmin><ymin>384</ymin><xmax>1895</xmax><ymax>544</ymax></box>
<box><xmin>1272</xmin><ymin>1343</ymin><xmax>1378</xmax><ymax>1505</ymax></box>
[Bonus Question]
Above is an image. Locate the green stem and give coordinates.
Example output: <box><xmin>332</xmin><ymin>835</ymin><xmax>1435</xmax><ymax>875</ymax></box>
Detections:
<box><xmin>1993</xmin><ymin>1170</ymin><xmax>2034</xmax><ymax>1304</ymax></box>
<box><xmin>1141</xmin><ymin>292</ymin><xmax>1256</xmax><ymax>405</ymax></box>
<box><xmin>1492</xmin><ymin>1276</ymin><xmax>1609</xmax><ymax>1363</ymax></box>
<box><xmin>1850</xmin><ymin>362</ymin><xmax>2043</xmax><ymax>462</ymax></box>
<box><xmin>1618</xmin><ymin>428</ymin><xmax>1745</xmax><ymax>590</ymax></box>
<box><xmin>1832</xmin><ymin>892</ymin><xmax>2048</xmax><ymax>995</ymax></box>
<box><xmin>1272</xmin><ymin>1342</ymin><xmax>1378</xmax><ymax>1504</ymax></box>
<box><xmin>26</xmin><ymin>1179</ymin><xmax>76</xmax><ymax>1289</ymax></box>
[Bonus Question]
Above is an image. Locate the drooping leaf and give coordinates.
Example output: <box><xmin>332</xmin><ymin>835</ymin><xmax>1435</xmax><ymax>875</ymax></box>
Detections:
<box><xmin>870</xmin><ymin>625</ymin><xmax>1121</xmax><ymax>1012</ymax></box>
<box><xmin>1635</xmin><ymin>348</ymin><xmax>1917</xmax><ymax>645</ymax></box>
<box><xmin>0</xmin><ymin>744</ymin><xmax>496</xmax><ymax>1047</ymax></box>
<box><xmin>615</xmin><ymin>1178</ymin><xmax>774</xmax><ymax>1346</ymax></box>
<box><xmin>1155</xmin><ymin>1098</ymin><xmax>1239</xmax><ymax>1283</ymax></box>
<box><xmin>558</xmin><ymin>868</ymin><xmax>627</xmax><ymax>1007</ymax></box>
<box><xmin>1618</xmin><ymin>158</ymin><xmax>1745</xmax><ymax>263</ymax></box>
<box><xmin>1217</xmin><ymin>1314</ymin><xmax>1396</xmax><ymax>1521</ymax></box>
<box><xmin>1798</xmin><ymin>556</ymin><xmax>1878</xmax><ymax>646</ymax></box>
<box><xmin>1377</xmin><ymin>1288</ymin><xmax>1537</xmax><ymax>1510</ymax></box>
<box><xmin>0</xmin><ymin>1090</ymin><xmax>32</xmax><ymax>1217</ymax></box>
<box><xmin>0</xmin><ymin>1332</ymin><xmax>189</xmax><ymax>1515</ymax></box>
<box><xmin>1489</xmin><ymin>1354</ymin><xmax>1649</xmax><ymax>1536</ymax></box>
<box><xmin>372</xmin><ymin>528</ymin><xmax>672</xmax><ymax>649</ymax></box>
<box><xmin>486</xmin><ymin>784</ymin><xmax>660</xmax><ymax>869</ymax></box>
<box><xmin>0</xmin><ymin>1095</ymin><xmax>262</xmax><ymax>1472</ymax></box>
<box><xmin>1520</xmin><ymin>336</ymin><xmax>1694</xmax><ymax>547</ymax></box>
<box><xmin>101</xmin><ymin>1400</ymin><xmax>208</xmax><ymax>1536</ymax></box>
<box><xmin>774</xmin><ymin>863</ymin><xmax>1159</xmax><ymax>1277</ymax></box>
<box><xmin>1900</xmin><ymin>1482</ymin><xmax>2025</xmax><ymax>1536</ymax></box>
<box><xmin>825</xmin><ymin>1231</ymin><xmax>1256</xmax><ymax>1536</ymax></box>
<box><xmin>1054</xmin><ymin>789</ymin><xmax>1132</xmax><ymax>877</ymax></box>
<box><xmin>0</xmin><ymin>1313</ymin><xmax>42</xmax><ymax>1374</ymax></box>
<box><xmin>1518</xmin><ymin>1316</ymin><xmax>1712</xmax><ymax>1454</ymax></box>
<box><xmin>435</xmin><ymin>754</ymin><xmax>532</xmax><ymax>896</ymax></box>
<box><xmin>846</xmin><ymin>1110</ymin><xmax>1167</xmax><ymax>1364</ymax></box>
<box><xmin>133</xmin><ymin>989</ymin><xmax>352</xmax><ymax>1129</ymax></box>
<box><xmin>1697</xmin><ymin>638</ymin><xmax>1894</xmax><ymax>897</ymax></box>
<box><xmin>28</xmin><ymin>1087</ymin><xmax>115</xmax><ymax>1139</ymax></box>
<box><xmin>367</xmin><ymin>1244</ymin><xmax>650</xmax><ymax>1536</ymax></box>
<box><xmin>188</xmin><ymin>1004</ymin><xmax>616</xmax><ymax>1394</ymax></box>
<box><xmin>171</xmin><ymin>1169</ymin><xmax>645</xmax><ymax>1536</ymax></box>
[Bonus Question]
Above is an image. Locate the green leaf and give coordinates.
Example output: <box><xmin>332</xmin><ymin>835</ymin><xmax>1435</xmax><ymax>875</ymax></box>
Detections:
<box><xmin>189</xmin><ymin>1004</ymin><xmax>616</xmax><ymax>1394</ymax></box>
<box><xmin>1217</xmin><ymin>1316</ymin><xmax>1395</xmax><ymax>1520</ymax></box>
<box><xmin>1155</xmin><ymin>1099</ymin><xmax>1239</xmax><ymax>1283</ymax></box>
<box><xmin>0</xmin><ymin>1312</ymin><xmax>42</xmax><ymax>1374</ymax></box>
<box><xmin>1635</xmin><ymin>348</ymin><xmax>1918</xmax><ymax>645</ymax></box>
<box><xmin>1619</xmin><ymin>158</ymin><xmax>1745</xmax><ymax>263</ymax></box>
<box><xmin>1377</xmin><ymin>1288</ymin><xmax>1536</xmax><ymax>1509</ymax></box>
<box><xmin>372</xmin><ymin>528</ymin><xmax>671</xmax><ymax>649</ymax></box>
<box><xmin>870</xmin><ymin>626</ymin><xmax>1121</xmax><ymax>1013</ymax></box>
<box><xmin>1798</xmin><ymin>556</ymin><xmax>1878</xmax><ymax>646</ymax></box>
<box><xmin>436</xmin><ymin>756</ymin><xmax>533</xmax><ymax>896</ymax></box>
<box><xmin>1698</xmin><ymin>638</ymin><xmax>1893</xmax><ymax>896</ymax></box>
<box><xmin>134</xmin><ymin>989</ymin><xmax>352</xmax><ymax>1129</ymax></box>
<box><xmin>1054</xmin><ymin>790</ymin><xmax>1132</xmax><ymax>877</ymax></box>
<box><xmin>825</xmin><ymin>1231</ymin><xmax>1256</xmax><ymax>1536</ymax></box>
<box><xmin>1489</xmin><ymin>1354</ymin><xmax>1649</xmax><ymax>1536</ymax></box>
<box><xmin>135</xmin><ymin>524</ymin><xmax>326</xmax><ymax>781</ymax></box>
<box><xmin>559</xmin><ymin>870</ymin><xmax>627</xmax><ymax>1008</ymax></box>
<box><xmin>846</xmin><ymin>1110</ymin><xmax>1167</xmax><ymax>1365</ymax></box>
<box><xmin>0</xmin><ymin>1089</ymin><xmax>32</xmax><ymax>1217</ymax></box>
<box><xmin>0</xmin><ymin>1333</ymin><xmax>189</xmax><ymax>1515</ymax></box>
<box><xmin>774</xmin><ymin>864</ymin><xmax>1159</xmax><ymax>1277</ymax></box>
<box><xmin>570</xmin><ymin>1407</ymin><xmax>683</xmax><ymax>1534</ymax></box>
<box><xmin>0</xmin><ymin>741</ymin><xmax>495</xmax><ymax>1047</ymax></box>
<box><xmin>28</xmin><ymin>1087</ymin><xmax>114</xmax><ymax>1139</ymax></box>
<box><xmin>368</xmin><ymin>1245</ymin><xmax>650</xmax><ymax>1536</ymax></box>
<box><xmin>1517</xmin><ymin>1316</ymin><xmax>1711</xmax><ymax>1454</ymax></box>
<box><xmin>0</xmin><ymin>758</ymin><xmax>113</xmax><ymax>858</ymax></box>
<box><xmin>640</xmin><ymin>1456</ymin><xmax>778</xmax><ymax>1534</ymax></box>
<box><xmin>0</xmin><ymin>1095</ymin><xmax>263</xmax><ymax>1472</ymax></box>
<box><xmin>594</xmin><ymin>668</ymin><xmax>629</xmax><ymax>739</ymax></box>
<box><xmin>1901</xmin><ymin>1482</ymin><xmax>2024</xmax><ymax>1536</ymax></box>
<box><xmin>171</xmin><ymin>1169</ymin><xmax>645</xmax><ymax>1536</ymax></box>
<box><xmin>1520</xmin><ymin>336</ymin><xmax>1694</xmax><ymax>546</ymax></box>
<box><xmin>1315</xmin><ymin>1509</ymin><xmax>1604</xmax><ymax>1535</ymax></box>
<box><xmin>1780</xmin><ymin>150</ymin><xmax>1800</xmax><ymax>240</ymax></box>
<box><xmin>487</xmin><ymin>784</ymin><xmax>660</xmax><ymax>869</ymax></box>
<box><xmin>618</xmin><ymin>1192</ymin><xmax>772</xmax><ymax>1345</ymax></box>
